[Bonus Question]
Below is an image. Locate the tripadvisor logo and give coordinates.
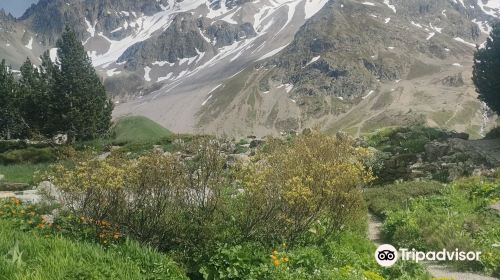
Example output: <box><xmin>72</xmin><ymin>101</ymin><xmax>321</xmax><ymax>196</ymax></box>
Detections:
<box><xmin>374</xmin><ymin>244</ymin><xmax>482</xmax><ymax>267</ymax></box>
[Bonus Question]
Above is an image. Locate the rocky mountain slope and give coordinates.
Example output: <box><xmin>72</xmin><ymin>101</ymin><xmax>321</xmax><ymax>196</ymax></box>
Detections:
<box><xmin>0</xmin><ymin>0</ymin><xmax>499</xmax><ymax>137</ymax></box>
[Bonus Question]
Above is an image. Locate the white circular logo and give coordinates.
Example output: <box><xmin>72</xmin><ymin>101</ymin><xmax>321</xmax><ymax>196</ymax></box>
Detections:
<box><xmin>375</xmin><ymin>244</ymin><xmax>398</xmax><ymax>267</ymax></box>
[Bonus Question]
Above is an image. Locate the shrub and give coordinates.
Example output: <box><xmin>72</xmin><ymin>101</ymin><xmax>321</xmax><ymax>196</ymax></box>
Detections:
<box><xmin>234</xmin><ymin>131</ymin><xmax>374</xmax><ymax>245</ymax></box>
<box><xmin>0</xmin><ymin>147</ymin><xmax>58</xmax><ymax>164</ymax></box>
<box><xmin>46</xmin><ymin>138</ymin><xmax>232</xmax><ymax>253</ymax></box>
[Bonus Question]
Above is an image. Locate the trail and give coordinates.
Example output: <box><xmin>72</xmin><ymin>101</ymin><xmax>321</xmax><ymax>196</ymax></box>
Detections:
<box><xmin>367</xmin><ymin>213</ymin><xmax>498</xmax><ymax>280</ymax></box>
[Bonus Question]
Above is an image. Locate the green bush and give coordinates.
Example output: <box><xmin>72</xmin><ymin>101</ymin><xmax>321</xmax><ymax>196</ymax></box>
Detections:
<box><xmin>364</xmin><ymin>181</ymin><xmax>445</xmax><ymax>217</ymax></box>
<box><xmin>0</xmin><ymin>147</ymin><xmax>58</xmax><ymax>164</ymax></box>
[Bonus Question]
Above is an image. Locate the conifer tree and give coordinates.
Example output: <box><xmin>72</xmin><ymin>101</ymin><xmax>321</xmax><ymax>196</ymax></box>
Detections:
<box><xmin>18</xmin><ymin>58</ymin><xmax>47</xmax><ymax>136</ymax></box>
<box><xmin>473</xmin><ymin>22</ymin><xmax>500</xmax><ymax>114</ymax></box>
<box><xmin>52</xmin><ymin>26</ymin><xmax>112</xmax><ymax>141</ymax></box>
<box><xmin>0</xmin><ymin>60</ymin><xmax>26</xmax><ymax>139</ymax></box>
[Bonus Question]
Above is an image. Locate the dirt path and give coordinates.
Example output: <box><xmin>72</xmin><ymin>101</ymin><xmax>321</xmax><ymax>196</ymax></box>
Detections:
<box><xmin>367</xmin><ymin>213</ymin><xmax>498</xmax><ymax>280</ymax></box>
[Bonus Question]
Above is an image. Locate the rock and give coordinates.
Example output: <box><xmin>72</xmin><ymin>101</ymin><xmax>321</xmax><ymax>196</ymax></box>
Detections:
<box><xmin>0</xmin><ymin>192</ymin><xmax>15</xmax><ymax>199</ymax></box>
<box><xmin>37</xmin><ymin>181</ymin><xmax>61</xmax><ymax>201</ymax></box>
<box><xmin>449</xmin><ymin>132</ymin><xmax>469</xmax><ymax>140</ymax></box>
<box><xmin>163</xmin><ymin>151</ymin><xmax>172</xmax><ymax>157</ymax></box>
<box><xmin>441</xmin><ymin>73</ymin><xmax>464</xmax><ymax>87</ymax></box>
<box><xmin>41</xmin><ymin>214</ymin><xmax>54</xmax><ymax>225</ymax></box>
<box><xmin>489</xmin><ymin>202</ymin><xmax>500</xmax><ymax>214</ymax></box>
<box><xmin>15</xmin><ymin>190</ymin><xmax>41</xmax><ymax>204</ymax></box>
<box><xmin>336</xmin><ymin>131</ymin><xmax>350</xmax><ymax>141</ymax></box>
<box><xmin>96</xmin><ymin>152</ymin><xmax>111</xmax><ymax>161</ymax></box>
<box><xmin>249</xmin><ymin>139</ymin><xmax>264</xmax><ymax>148</ymax></box>
<box><xmin>228</xmin><ymin>154</ymin><xmax>250</xmax><ymax>165</ymax></box>
<box><xmin>302</xmin><ymin>128</ymin><xmax>313</xmax><ymax>135</ymax></box>
<box><xmin>153</xmin><ymin>145</ymin><xmax>164</xmax><ymax>153</ymax></box>
<box><xmin>425</xmin><ymin>141</ymin><xmax>450</xmax><ymax>161</ymax></box>
<box><xmin>52</xmin><ymin>134</ymin><xmax>68</xmax><ymax>145</ymax></box>
<box><xmin>0</xmin><ymin>182</ymin><xmax>30</xmax><ymax>192</ymax></box>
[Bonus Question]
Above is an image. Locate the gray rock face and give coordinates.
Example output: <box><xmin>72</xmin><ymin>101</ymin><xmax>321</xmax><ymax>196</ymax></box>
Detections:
<box><xmin>441</xmin><ymin>73</ymin><xmax>465</xmax><ymax>87</ymax></box>
<box><xmin>262</xmin><ymin>0</ymin><xmax>494</xmax><ymax>102</ymax></box>
<box><xmin>118</xmin><ymin>13</ymin><xmax>256</xmax><ymax>70</ymax></box>
<box><xmin>20</xmin><ymin>0</ymin><xmax>171</xmax><ymax>44</ymax></box>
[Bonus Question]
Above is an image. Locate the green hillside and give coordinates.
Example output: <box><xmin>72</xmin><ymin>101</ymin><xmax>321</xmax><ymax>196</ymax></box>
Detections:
<box><xmin>111</xmin><ymin>116</ymin><xmax>172</xmax><ymax>144</ymax></box>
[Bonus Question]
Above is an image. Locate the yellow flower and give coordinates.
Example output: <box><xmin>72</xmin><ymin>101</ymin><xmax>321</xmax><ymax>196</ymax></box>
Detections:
<box><xmin>272</xmin><ymin>250</ymin><xmax>278</xmax><ymax>255</ymax></box>
<box><xmin>282</xmin><ymin>257</ymin><xmax>289</xmax><ymax>262</ymax></box>
<box><xmin>28</xmin><ymin>220</ymin><xmax>33</xmax><ymax>225</ymax></box>
<box><xmin>271</xmin><ymin>255</ymin><xmax>277</xmax><ymax>260</ymax></box>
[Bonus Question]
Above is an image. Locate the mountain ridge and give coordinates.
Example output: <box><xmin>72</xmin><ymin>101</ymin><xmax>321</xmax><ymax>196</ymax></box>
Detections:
<box><xmin>0</xmin><ymin>0</ymin><xmax>499</xmax><ymax>137</ymax></box>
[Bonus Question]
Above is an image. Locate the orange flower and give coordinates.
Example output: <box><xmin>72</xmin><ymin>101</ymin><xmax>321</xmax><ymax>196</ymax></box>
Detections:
<box><xmin>282</xmin><ymin>257</ymin><xmax>289</xmax><ymax>262</ymax></box>
<box><xmin>271</xmin><ymin>255</ymin><xmax>277</xmax><ymax>260</ymax></box>
<box><xmin>272</xmin><ymin>259</ymin><xmax>280</xmax><ymax>266</ymax></box>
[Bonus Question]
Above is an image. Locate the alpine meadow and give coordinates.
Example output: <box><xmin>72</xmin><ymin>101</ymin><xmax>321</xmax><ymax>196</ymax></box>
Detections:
<box><xmin>0</xmin><ymin>1</ymin><xmax>499</xmax><ymax>280</ymax></box>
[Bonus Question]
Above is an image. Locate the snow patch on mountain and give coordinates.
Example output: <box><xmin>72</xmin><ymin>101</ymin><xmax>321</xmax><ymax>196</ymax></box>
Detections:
<box><xmin>25</xmin><ymin>37</ymin><xmax>33</xmax><ymax>50</ymax></box>
<box><xmin>477</xmin><ymin>0</ymin><xmax>500</xmax><ymax>17</ymax></box>
<box><xmin>144</xmin><ymin>66</ymin><xmax>152</xmax><ymax>81</ymax></box>
<box><xmin>383</xmin><ymin>0</ymin><xmax>396</xmax><ymax>13</ymax></box>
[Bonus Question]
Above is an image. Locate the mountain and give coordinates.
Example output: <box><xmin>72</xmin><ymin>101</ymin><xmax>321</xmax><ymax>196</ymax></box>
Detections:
<box><xmin>0</xmin><ymin>0</ymin><xmax>499</xmax><ymax>138</ymax></box>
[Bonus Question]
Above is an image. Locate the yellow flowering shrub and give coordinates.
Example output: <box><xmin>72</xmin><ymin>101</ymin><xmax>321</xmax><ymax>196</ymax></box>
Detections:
<box><xmin>44</xmin><ymin>138</ymin><xmax>231</xmax><ymax>251</ymax></box>
<box><xmin>237</xmin><ymin>131</ymin><xmax>374</xmax><ymax>243</ymax></box>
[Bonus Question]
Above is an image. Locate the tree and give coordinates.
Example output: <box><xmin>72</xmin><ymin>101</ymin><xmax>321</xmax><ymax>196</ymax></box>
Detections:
<box><xmin>473</xmin><ymin>22</ymin><xmax>500</xmax><ymax>114</ymax></box>
<box><xmin>0</xmin><ymin>60</ymin><xmax>26</xmax><ymax>139</ymax></box>
<box><xmin>18</xmin><ymin>58</ymin><xmax>48</xmax><ymax>137</ymax></box>
<box><xmin>52</xmin><ymin>26</ymin><xmax>113</xmax><ymax>141</ymax></box>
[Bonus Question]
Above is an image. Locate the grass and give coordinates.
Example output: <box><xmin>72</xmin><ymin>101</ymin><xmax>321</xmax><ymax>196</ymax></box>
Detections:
<box><xmin>111</xmin><ymin>116</ymin><xmax>172</xmax><ymax>144</ymax></box>
<box><xmin>0</xmin><ymin>163</ymin><xmax>50</xmax><ymax>185</ymax></box>
<box><xmin>0</xmin><ymin>219</ymin><xmax>187</xmax><ymax>280</ymax></box>
<box><xmin>381</xmin><ymin>177</ymin><xmax>500</xmax><ymax>276</ymax></box>
<box><xmin>364</xmin><ymin>181</ymin><xmax>445</xmax><ymax>218</ymax></box>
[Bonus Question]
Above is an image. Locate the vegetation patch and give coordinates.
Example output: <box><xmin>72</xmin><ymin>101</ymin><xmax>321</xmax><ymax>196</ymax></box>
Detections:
<box><xmin>111</xmin><ymin>116</ymin><xmax>172</xmax><ymax>145</ymax></box>
<box><xmin>0</xmin><ymin>218</ymin><xmax>186</xmax><ymax>280</ymax></box>
<box><xmin>364</xmin><ymin>181</ymin><xmax>445</xmax><ymax>218</ymax></box>
<box><xmin>381</xmin><ymin>177</ymin><xmax>500</xmax><ymax>276</ymax></box>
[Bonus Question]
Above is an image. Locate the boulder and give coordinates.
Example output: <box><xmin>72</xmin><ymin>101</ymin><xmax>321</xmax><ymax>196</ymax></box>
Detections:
<box><xmin>302</xmin><ymin>128</ymin><xmax>313</xmax><ymax>135</ymax></box>
<box><xmin>449</xmin><ymin>132</ymin><xmax>469</xmax><ymax>140</ymax></box>
<box><xmin>249</xmin><ymin>139</ymin><xmax>265</xmax><ymax>148</ymax></box>
<box><xmin>96</xmin><ymin>152</ymin><xmax>111</xmax><ymax>161</ymax></box>
<box><xmin>424</xmin><ymin>141</ymin><xmax>450</xmax><ymax>161</ymax></box>
<box><xmin>37</xmin><ymin>181</ymin><xmax>61</xmax><ymax>201</ymax></box>
<box><xmin>52</xmin><ymin>134</ymin><xmax>68</xmax><ymax>145</ymax></box>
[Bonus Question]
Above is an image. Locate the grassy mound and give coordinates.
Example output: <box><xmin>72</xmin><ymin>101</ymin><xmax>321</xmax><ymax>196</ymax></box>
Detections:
<box><xmin>0</xmin><ymin>219</ymin><xmax>187</xmax><ymax>280</ymax></box>
<box><xmin>111</xmin><ymin>116</ymin><xmax>172</xmax><ymax>144</ymax></box>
